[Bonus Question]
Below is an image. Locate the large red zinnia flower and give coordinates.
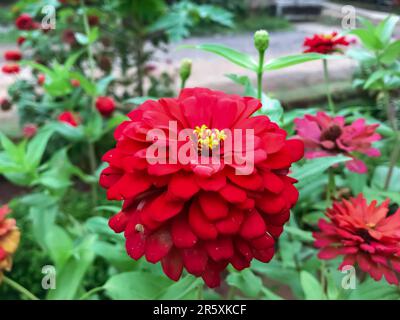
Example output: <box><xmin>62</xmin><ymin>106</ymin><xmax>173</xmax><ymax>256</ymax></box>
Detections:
<box><xmin>294</xmin><ymin>112</ymin><xmax>381</xmax><ymax>174</ymax></box>
<box><xmin>303</xmin><ymin>32</ymin><xmax>352</xmax><ymax>54</ymax></box>
<box><xmin>314</xmin><ymin>194</ymin><xmax>400</xmax><ymax>285</ymax></box>
<box><xmin>100</xmin><ymin>88</ymin><xmax>304</xmax><ymax>287</ymax></box>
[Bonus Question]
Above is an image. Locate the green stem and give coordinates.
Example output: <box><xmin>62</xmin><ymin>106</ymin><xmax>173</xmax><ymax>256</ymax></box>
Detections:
<box><xmin>323</xmin><ymin>59</ymin><xmax>335</xmax><ymax>114</ymax></box>
<box><xmin>81</xmin><ymin>0</ymin><xmax>99</xmax><ymax>206</ymax></box>
<box><xmin>226</xmin><ymin>286</ymin><xmax>236</xmax><ymax>300</ymax></box>
<box><xmin>88</xmin><ymin>141</ymin><xmax>98</xmax><ymax>205</ymax></box>
<box><xmin>257</xmin><ymin>50</ymin><xmax>265</xmax><ymax>100</ymax></box>
<box><xmin>197</xmin><ymin>284</ymin><xmax>204</xmax><ymax>300</ymax></box>
<box><xmin>3</xmin><ymin>276</ymin><xmax>39</xmax><ymax>300</ymax></box>
<box><xmin>384</xmin><ymin>132</ymin><xmax>400</xmax><ymax>190</ymax></box>
<box><xmin>180</xmin><ymin>79</ymin><xmax>187</xmax><ymax>91</ymax></box>
<box><xmin>327</xmin><ymin>168</ymin><xmax>336</xmax><ymax>201</ymax></box>
<box><xmin>79</xmin><ymin>286</ymin><xmax>104</xmax><ymax>300</ymax></box>
<box><xmin>320</xmin><ymin>262</ymin><xmax>326</xmax><ymax>294</ymax></box>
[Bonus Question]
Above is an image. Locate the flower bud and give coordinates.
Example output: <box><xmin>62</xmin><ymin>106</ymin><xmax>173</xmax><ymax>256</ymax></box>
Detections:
<box><xmin>254</xmin><ymin>30</ymin><xmax>270</xmax><ymax>53</ymax></box>
<box><xmin>179</xmin><ymin>59</ymin><xmax>192</xmax><ymax>83</ymax></box>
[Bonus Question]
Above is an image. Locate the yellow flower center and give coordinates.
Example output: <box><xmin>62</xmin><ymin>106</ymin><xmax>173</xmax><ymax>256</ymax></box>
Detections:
<box><xmin>323</xmin><ymin>34</ymin><xmax>334</xmax><ymax>40</ymax></box>
<box><xmin>193</xmin><ymin>125</ymin><xmax>227</xmax><ymax>150</ymax></box>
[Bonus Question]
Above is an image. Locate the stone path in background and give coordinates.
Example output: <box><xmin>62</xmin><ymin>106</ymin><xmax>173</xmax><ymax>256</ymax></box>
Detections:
<box><xmin>0</xmin><ymin>22</ymin><xmax>357</xmax><ymax>134</ymax></box>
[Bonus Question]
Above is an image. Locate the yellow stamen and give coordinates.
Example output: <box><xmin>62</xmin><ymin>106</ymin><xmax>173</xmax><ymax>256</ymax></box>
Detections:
<box><xmin>193</xmin><ymin>125</ymin><xmax>226</xmax><ymax>150</ymax></box>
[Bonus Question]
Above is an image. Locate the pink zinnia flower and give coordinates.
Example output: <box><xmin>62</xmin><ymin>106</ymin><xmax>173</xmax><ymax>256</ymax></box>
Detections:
<box><xmin>314</xmin><ymin>194</ymin><xmax>400</xmax><ymax>285</ymax></box>
<box><xmin>294</xmin><ymin>112</ymin><xmax>381</xmax><ymax>174</ymax></box>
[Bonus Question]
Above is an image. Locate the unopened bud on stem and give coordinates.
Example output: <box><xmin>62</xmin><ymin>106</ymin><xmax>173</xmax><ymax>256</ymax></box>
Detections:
<box><xmin>254</xmin><ymin>30</ymin><xmax>270</xmax><ymax>53</ymax></box>
<box><xmin>179</xmin><ymin>59</ymin><xmax>192</xmax><ymax>88</ymax></box>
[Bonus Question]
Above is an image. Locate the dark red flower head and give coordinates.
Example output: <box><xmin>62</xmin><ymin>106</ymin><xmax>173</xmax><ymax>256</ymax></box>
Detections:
<box><xmin>22</xmin><ymin>123</ymin><xmax>38</xmax><ymax>139</ymax></box>
<box><xmin>99</xmin><ymin>88</ymin><xmax>304</xmax><ymax>287</ymax></box>
<box><xmin>4</xmin><ymin>50</ymin><xmax>22</xmax><ymax>62</ymax></box>
<box><xmin>15</xmin><ymin>14</ymin><xmax>35</xmax><ymax>31</ymax></box>
<box><xmin>17</xmin><ymin>36</ymin><xmax>26</xmax><ymax>46</ymax></box>
<box><xmin>314</xmin><ymin>194</ymin><xmax>400</xmax><ymax>285</ymax></box>
<box><xmin>96</xmin><ymin>96</ymin><xmax>115</xmax><ymax>117</ymax></box>
<box><xmin>88</xmin><ymin>15</ymin><xmax>99</xmax><ymax>26</ymax></box>
<box><xmin>2</xmin><ymin>64</ymin><xmax>20</xmax><ymax>74</ymax></box>
<box><xmin>0</xmin><ymin>98</ymin><xmax>12</xmax><ymax>111</ymax></box>
<box><xmin>37</xmin><ymin>74</ymin><xmax>45</xmax><ymax>86</ymax></box>
<box><xmin>58</xmin><ymin>111</ymin><xmax>80</xmax><ymax>127</ymax></box>
<box><xmin>295</xmin><ymin>112</ymin><xmax>381</xmax><ymax>173</ymax></box>
<box><xmin>303</xmin><ymin>32</ymin><xmax>352</xmax><ymax>54</ymax></box>
<box><xmin>62</xmin><ymin>29</ymin><xmax>77</xmax><ymax>45</ymax></box>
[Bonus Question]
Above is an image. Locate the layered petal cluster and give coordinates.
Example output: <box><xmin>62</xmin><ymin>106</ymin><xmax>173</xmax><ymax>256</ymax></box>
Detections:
<box><xmin>100</xmin><ymin>88</ymin><xmax>304</xmax><ymax>287</ymax></box>
<box><xmin>294</xmin><ymin>112</ymin><xmax>381</xmax><ymax>173</ymax></box>
<box><xmin>303</xmin><ymin>32</ymin><xmax>352</xmax><ymax>54</ymax></box>
<box><xmin>0</xmin><ymin>205</ymin><xmax>20</xmax><ymax>282</ymax></box>
<box><xmin>314</xmin><ymin>194</ymin><xmax>400</xmax><ymax>285</ymax></box>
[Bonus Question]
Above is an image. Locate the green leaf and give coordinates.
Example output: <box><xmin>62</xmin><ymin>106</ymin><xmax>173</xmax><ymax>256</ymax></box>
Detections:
<box><xmin>45</xmin><ymin>225</ymin><xmax>73</xmax><ymax>269</ymax></box>
<box><xmin>96</xmin><ymin>75</ymin><xmax>115</xmax><ymax>95</ymax></box>
<box><xmin>0</xmin><ymin>132</ymin><xmax>27</xmax><ymax>161</ymax></box>
<box><xmin>25</xmin><ymin>125</ymin><xmax>55</xmax><ymax>170</ymax></box>
<box><xmin>104</xmin><ymin>271</ymin><xmax>171</xmax><ymax>300</ymax></box>
<box><xmin>380</xmin><ymin>40</ymin><xmax>400</xmax><ymax>65</ymax></box>
<box><xmin>85</xmin><ymin>111</ymin><xmax>103</xmax><ymax>142</ymax></box>
<box><xmin>291</xmin><ymin>155</ymin><xmax>351</xmax><ymax>187</ymax></box>
<box><xmin>75</xmin><ymin>32</ymin><xmax>89</xmax><ymax>45</ymax></box>
<box><xmin>348</xmin><ymin>278</ymin><xmax>400</xmax><ymax>300</ymax></box>
<box><xmin>263</xmin><ymin>53</ymin><xmax>336</xmax><ymax>71</ymax></box>
<box><xmin>124</xmin><ymin>96</ymin><xmax>157</xmax><ymax>105</ymax></box>
<box><xmin>371</xmin><ymin>165</ymin><xmax>400</xmax><ymax>192</ymax></box>
<box><xmin>226</xmin><ymin>269</ymin><xmax>263</xmax><ymax>298</ymax></box>
<box><xmin>92</xmin><ymin>241</ymin><xmax>136</xmax><ymax>271</ymax></box>
<box><xmin>181</xmin><ymin>44</ymin><xmax>258</xmax><ymax>71</ymax></box>
<box><xmin>261</xmin><ymin>287</ymin><xmax>284</xmax><ymax>300</ymax></box>
<box><xmin>349</xmin><ymin>29</ymin><xmax>383</xmax><ymax>51</ymax></box>
<box><xmin>300</xmin><ymin>271</ymin><xmax>325</xmax><ymax>300</ymax></box>
<box><xmin>157</xmin><ymin>275</ymin><xmax>202</xmax><ymax>300</ymax></box>
<box><xmin>47</xmin><ymin>235</ymin><xmax>96</xmax><ymax>300</ymax></box>
<box><xmin>260</xmin><ymin>95</ymin><xmax>284</xmax><ymax>124</ymax></box>
<box><xmin>50</xmin><ymin>122</ymin><xmax>85</xmax><ymax>142</ymax></box>
<box><xmin>375</xmin><ymin>16</ymin><xmax>399</xmax><ymax>46</ymax></box>
<box><xmin>285</xmin><ymin>226</ymin><xmax>314</xmax><ymax>243</ymax></box>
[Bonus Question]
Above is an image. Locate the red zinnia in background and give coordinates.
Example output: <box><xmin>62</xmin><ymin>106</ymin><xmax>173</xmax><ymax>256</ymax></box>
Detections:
<box><xmin>96</xmin><ymin>96</ymin><xmax>115</xmax><ymax>117</ymax></box>
<box><xmin>22</xmin><ymin>124</ymin><xmax>38</xmax><ymax>139</ymax></box>
<box><xmin>100</xmin><ymin>88</ymin><xmax>304</xmax><ymax>287</ymax></box>
<box><xmin>15</xmin><ymin>14</ymin><xmax>35</xmax><ymax>31</ymax></box>
<box><xmin>0</xmin><ymin>205</ymin><xmax>20</xmax><ymax>280</ymax></box>
<box><xmin>17</xmin><ymin>36</ymin><xmax>26</xmax><ymax>46</ymax></box>
<box><xmin>294</xmin><ymin>112</ymin><xmax>381</xmax><ymax>174</ymax></box>
<box><xmin>4</xmin><ymin>50</ymin><xmax>22</xmax><ymax>62</ymax></box>
<box><xmin>58</xmin><ymin>111</ymin><xmax>80</xmax><ymax>127</ymax></box>
<box><xmin>303</xmin><ymin>32</ymin><xmax>352</xmax><ymax>54</ymax></box>
<box><xmin>314</xmin><ymin>194</ymin><xmax>400</xmax><ymax>285</ymax></box>
<box><xmin>2</xmin><ymin>64</ymin><xmax>20</xmax><ymax>74</ymax></box>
